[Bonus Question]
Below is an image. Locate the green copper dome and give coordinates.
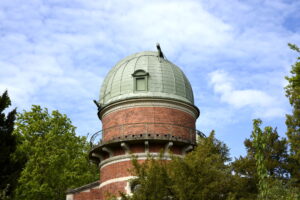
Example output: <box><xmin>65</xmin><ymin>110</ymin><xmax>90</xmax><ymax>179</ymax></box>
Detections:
<box><xmin>99</xmin><ymin>51</ymin><xmax>194</xmax><ymax>106</ymax></box>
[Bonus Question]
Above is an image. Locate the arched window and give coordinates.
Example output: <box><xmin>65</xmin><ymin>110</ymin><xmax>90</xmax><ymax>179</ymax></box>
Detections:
<box><xmin>130</xmin><ymin>179</ymin><xmax>141</xmax><ymax>193</ymax></box>
<box><xmin>132</xmin><ymin>70</ymin><xmax>149</xmax><ymax>91</ymax></box>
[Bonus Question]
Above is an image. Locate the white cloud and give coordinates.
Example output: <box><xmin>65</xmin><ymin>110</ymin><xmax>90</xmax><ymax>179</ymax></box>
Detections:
<box><xmin>209</xmin><ymin>70</ymin><xmax>286</xmax><ymax>118</ymax></box>
<box><xmin>0</xmin><ymin>0</ymin><xmax>235</xmax><ymax>108</ymax></box>
<box><xmin>0</xmin><ymin>0</ymin><xmax>298</xmax><ymax>156</ymax></box>
<box><xmin>113</xmin><ymin>0</ymin><xmax>233</xmax><ymax>50</ymax></box>
<box><xmin>197</xmin><ymin>106</ymin><xmax>237</xmax><ymax>130</ymax></box>
<box><xmin>229</xmin><ymin>90</ymin><xmax>273</xmax><ymax>108</ymax></box>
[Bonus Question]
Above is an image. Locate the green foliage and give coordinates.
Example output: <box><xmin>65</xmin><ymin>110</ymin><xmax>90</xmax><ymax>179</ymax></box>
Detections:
<box><xmin>232</xmin><ymin>120</ymin><xmax>289</xmax><ymax>199</ymax></box>
<box><xmin>169</xmin><ymin>131</ymin><xmax>234</xmax><ymax>200</ymax></box>
<box><xmin>127</xmin><ymin>155</ymin><xmax>172</xmax><ymax>200</ymax></box>
<box><xmin>0</xmin><ymin>91</ymin><xmax>19</xmax><ymax>199</ymax></box>
<box><xmin>122</xmin><ymin>131</ymin><xmax>238</xmax><ymax>200</ymax></box>
<box><xmin>266</xmin><ymin>179</ymin><xmax>300</xmax><ymax>200</ymax></box>
<box><xmin>251</xmin><ymin>119</ymin><xmax>270</xmax><ymax>200</ymax></box>
<box><xmin>13</xmin><ymin>105</ymin><xmax>98</xmax><ymax>200</ymax></box>
<box><xmin>285</xmin><ymin>43</ymin><xmax>300</xmax><ymax>187</ymax></box>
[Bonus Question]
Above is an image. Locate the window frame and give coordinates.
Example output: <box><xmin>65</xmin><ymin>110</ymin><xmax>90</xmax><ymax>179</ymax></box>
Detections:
<box><xmin>132</xmin><ymin>70</ymin><xmax>149</xmax><ymax>92</ymax></box>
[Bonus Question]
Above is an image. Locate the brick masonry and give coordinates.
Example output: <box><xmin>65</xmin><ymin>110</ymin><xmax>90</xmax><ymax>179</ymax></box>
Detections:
<box><xmin>102</xmin><ymin>107</ymin><xmax>196</xmax><ymax>141</ymax></box>
<box><xmin>100</xmin><ymin>160</ymin><xmax>133</xmax><ymax>183</ymax></box>
<box><xmin>72</xmin><ymin>181</ymin><xmax>127</xmax><ymax>200</ymax></box>
<box><xmin>69</xmin><ymin>103</ymin><xmax>197</xmax><ymax>200</ymax></box>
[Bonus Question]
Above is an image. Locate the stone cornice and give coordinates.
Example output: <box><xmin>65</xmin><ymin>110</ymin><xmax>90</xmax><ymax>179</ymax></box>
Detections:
<box><xmin>99</xmin><ymin>152</ymin><xmax>182</xmax><ymax>169</ymax></box>
<box><xmin>99</xmin><ymin>98</ymin><xmax>200</xmax><ymax>119</ymax></box>
<box><xmin>66</xmin><ymin>181</ymin><xmax>100</xmax><ymax>194</ymax></box>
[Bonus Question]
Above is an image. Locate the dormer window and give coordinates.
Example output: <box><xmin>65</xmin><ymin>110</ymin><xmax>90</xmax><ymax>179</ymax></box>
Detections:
<box><xmin>136</xmin><ymin>77</ymin><xmax>146</xmax><ymax>91</ymax></box>
<box><xmin>132</xmin><ymin>70</ymin><xmax>149</xmax><ymax>92</ymax></box>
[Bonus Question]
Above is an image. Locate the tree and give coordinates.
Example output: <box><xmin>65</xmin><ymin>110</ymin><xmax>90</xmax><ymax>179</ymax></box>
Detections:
<box><xmin>0</xmin><ymin>91</ymin><xmax>18</xmax><ymax>199</ymax></box>
<box><xmin>266</xmin><ymin>179</ymin><xmax>299</xmax><ymax>200</ymax></box>
<box><xmin>231</xmin><ymin>120</ymin><xmax>289</xmax><ymax>199</ymax></box>
<box><xmin>122</xmin><ymin>131</ymin><xmax>238</xmax><ymax>200</ymax></box>
<box><xmin>169</xmin><ymin>131</ymin><xmax>235</xmax><ymax>200</ymax></box>
<box><xmin>230</xmin><ymin>155</ymin><xmax>257</xmax><ymax>199</ymax></box>
<box><xmin>123</xmin><ymin>156</ymin><xmax>173</xmax><ymax>200</ymax></box>
<box><xmin>252</xmin><ymin>119</ymin><xmax>271</xmax><ymax>200</ymax></box>
<box><xmin>285</xmin><ymin>43</ymin><xmax>300</xmax><ymax>187</ymax></box>
<box><xmin>13</xmin><ymin>105</ymin><xmax>98</xmax><ymax>200</ymax></box>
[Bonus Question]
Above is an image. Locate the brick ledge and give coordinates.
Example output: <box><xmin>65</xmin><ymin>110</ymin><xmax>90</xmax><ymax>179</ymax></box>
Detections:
<box><xmin>66</xmin><ymin>181</ymin><xmax>100</xmax><ymax>194</ymax></box>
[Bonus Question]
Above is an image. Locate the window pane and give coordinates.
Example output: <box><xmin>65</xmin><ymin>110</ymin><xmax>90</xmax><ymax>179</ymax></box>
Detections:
<box><xmin>136</xmin><ymin>78</ymin><xmax>146</xmax><ymax>91</ymax></box>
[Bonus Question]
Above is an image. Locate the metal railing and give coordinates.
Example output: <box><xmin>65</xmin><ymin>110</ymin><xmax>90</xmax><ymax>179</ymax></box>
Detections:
<box><xmin>90</xmin><ymin>122</ymin><xmax>205</xmax><ymax>147</ymax></box>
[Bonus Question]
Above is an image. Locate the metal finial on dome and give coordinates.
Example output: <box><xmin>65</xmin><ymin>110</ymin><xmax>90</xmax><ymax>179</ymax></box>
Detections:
<box><xmin>93</xmin><ymin>100</ymin><xmax>102</xmax><ymax>119</ymax></box>
<box><xmin>156</xmin><ymin>43</ymin><xmax>164</xmax><ymax>58</ymax></box>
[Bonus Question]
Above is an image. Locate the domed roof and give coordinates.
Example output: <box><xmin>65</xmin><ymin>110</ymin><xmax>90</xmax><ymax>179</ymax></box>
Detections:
<box><xmin>99</xmin><ymin>51</ymin><xmax>194</xmax><ymax>106</ymax></box>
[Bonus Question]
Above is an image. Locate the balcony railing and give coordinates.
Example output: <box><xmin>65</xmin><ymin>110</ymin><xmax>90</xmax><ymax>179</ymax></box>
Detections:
<box><xmin>90</xmin><ymin>123</ymin><xmax>205</xmax><ymax>147</ymax></box>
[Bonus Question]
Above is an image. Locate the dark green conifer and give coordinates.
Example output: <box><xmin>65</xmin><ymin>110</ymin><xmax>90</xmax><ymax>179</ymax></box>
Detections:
<box><xmin>0</xmin><ymin>91</ymin><xmax>17</xmax><ymax>199</ymax></box>
<box><xmin>285</xmin><ymin>43</ymin><xmax>300</xmax><ymax>187</ymax></box>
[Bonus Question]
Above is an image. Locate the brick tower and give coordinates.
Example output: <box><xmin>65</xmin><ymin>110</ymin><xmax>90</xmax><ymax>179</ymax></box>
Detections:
<box><xmin>66</xmin><ymin>45</ymin><xmax>200</xmax><ymax>200</ymax></box>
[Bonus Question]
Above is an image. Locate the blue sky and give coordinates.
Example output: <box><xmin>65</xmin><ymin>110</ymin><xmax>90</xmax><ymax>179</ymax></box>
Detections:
<box><xmin>1</xmin><ymin>0</ymin><xmax>300</xmax><ymax>158</ymax></box>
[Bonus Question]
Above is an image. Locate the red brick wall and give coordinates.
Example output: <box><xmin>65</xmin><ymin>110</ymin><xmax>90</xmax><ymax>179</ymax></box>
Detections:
<box><xmin>73</xmin><ymin>153</ymin><xmax>180</xmax><ymax>200</ymax></box>
<box><xmin>170</xmin><ymin>146</ymin><xmax>183</xmax><ymax>154</ymax></box>
<box><xmin>73</xmin><ymin>191</ymin><xmax>93</xmax><ymax>200</ymax></box>
<box><xmin>113</xmin><ymin>148</ymin><xmax>125</xmax><ymax>156</ymax></box>
<box><xmin>72</xmin><ymin>181</ymin><xmax>127</xmax><ymax>200</ymax></box>
<box><xmin>98</xmin><ymin>181</ymin><xmax>127</xmax><ymax>200</ymax></box>
<box><xmin>100</xmin><ymin>160</ymin><xmax>133</xmax><ymax>183</ymax></box>
<box><xmin>149</xmin><ymin>143</ymin><xmax>165</xmax><ymax>152</ymax></box>
<box><xmin>130</xmin><ymin>144</ymin><xmax>145</xmax><ymax>153</ymax></box>
<box><xmin>72</xmin><ymin>105</ymin><xmax>196</xmax><ymax>200</ymax></box>
<box><xmin>102</xmin><ymin>107</ymin><xmax>196</xmax><ymax>142</ymax></box>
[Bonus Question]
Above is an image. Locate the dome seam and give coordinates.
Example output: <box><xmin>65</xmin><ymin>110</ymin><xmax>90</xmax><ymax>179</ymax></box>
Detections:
<box><xmin>114</xmin><ymin>52</ymin><xmax>156</xmax><ymax>68</ymax></box>
<box><xmin>179</xmin><ymin>67</ymin><xmax>187</xmax><ymax>100</ymax></box>
<box><xmin>169</xmin><ymin>61</ymin><xmax>177</xmax><ymax>95</ymax></box>
<box><xmin>119</xmin><ymin>60</ymin><xmax>130</xmax><ymax>95</ymax></box>
<box><xmin>101</xmin><ymin>68</ymin><xmax>116</xmax><ymax>103</ymax></box>
<box><xmin>109</xmin><ymin>62</ymin><xmax>126</xmax><ymax>100</ymax></box>
<box><xmin>158</xmin><ymin>56</ymin><xmax>164</xmax><ymax>92</ymax></box>
<box><xmin>133</xmin><ymin>55</ymin><xmax>143</xmax><ymax>72</ymax></box>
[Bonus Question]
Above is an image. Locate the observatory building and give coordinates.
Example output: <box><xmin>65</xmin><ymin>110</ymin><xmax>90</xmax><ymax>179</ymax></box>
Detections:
<box><xmin>66</xmin><ymin>45</ymin><xmax>200</xmax><ymax>200</ymax></box>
